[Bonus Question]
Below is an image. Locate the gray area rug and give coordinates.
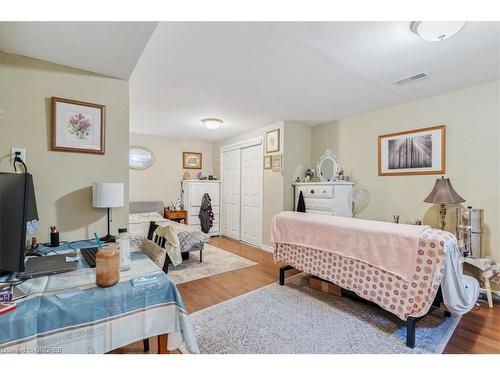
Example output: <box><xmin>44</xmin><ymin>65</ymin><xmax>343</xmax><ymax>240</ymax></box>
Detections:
<box><xmin>168</xmin><ymin>244</ymin><xmax>257</xmax><ymax>284</ymax></box>
<box><xmin>191</xmin><ymin>274</ymin><xmax>461</xmax><ymax>353</ymax></box>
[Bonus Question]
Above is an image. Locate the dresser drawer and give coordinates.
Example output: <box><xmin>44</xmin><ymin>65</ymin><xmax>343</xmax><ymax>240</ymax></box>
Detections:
<box><xmin>298</xmin><ymin>185</ymin><xmax>334</xmax><ymax>198</ymax></box>
<box><xmin>304</xmin><ymin>197</ymin><xmax>334</xmax><ymax>211</ymax></box>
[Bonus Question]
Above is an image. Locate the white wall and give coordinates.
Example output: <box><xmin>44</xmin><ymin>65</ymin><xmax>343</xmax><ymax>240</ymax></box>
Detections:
<box><xmin>283</xmin><ymin>122</ymin><xmax>312</xmax><ymax>211</ymax></box>
<box><xmin>130</xmin><ymin>133</ymin><xmax>214</xmax><ymax>206</ymax></box>
<box><xmin>0</xmin><ymin>52</ymin><xmax>129</xmax><ymax>243</ymax></box>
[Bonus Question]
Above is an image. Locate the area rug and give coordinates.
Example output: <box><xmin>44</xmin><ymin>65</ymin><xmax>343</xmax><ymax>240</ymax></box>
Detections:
<box><xmin>191</xmin><ymin>274</ymin><xmax>461</xmax><ymax>354</ymax></box>
<box><xmin>167</xmin><ymin>243</ymin><xmax>257</xmax><ymax>284</ymax></box>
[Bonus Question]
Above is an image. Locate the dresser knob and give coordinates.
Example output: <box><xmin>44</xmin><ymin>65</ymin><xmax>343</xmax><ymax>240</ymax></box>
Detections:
<box><xmin>310</xmin><ymin>189</ymin><xmax>315</xmax><ymax>194</ymax></box>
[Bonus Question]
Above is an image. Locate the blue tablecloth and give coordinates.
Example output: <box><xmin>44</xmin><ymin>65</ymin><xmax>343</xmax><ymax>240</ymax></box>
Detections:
<box><xmin>0</xmin><ymin>246</ymin><xmax>199</xmax><ymax>354</ymax></box>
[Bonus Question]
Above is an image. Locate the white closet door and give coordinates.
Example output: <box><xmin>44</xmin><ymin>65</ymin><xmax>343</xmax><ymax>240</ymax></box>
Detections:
<box><xmin>221</xmin><ymin>149</ymin><xmax>241</xmax><ymax>240</ymax></box>
<box><xmin>240</xmin><ymin>144</ymin><xmax>263</xmax><ymax>247</ymax></box>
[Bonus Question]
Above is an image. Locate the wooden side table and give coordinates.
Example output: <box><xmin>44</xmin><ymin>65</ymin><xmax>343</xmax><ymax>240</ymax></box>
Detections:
<box><xmin>164</xmin><ymin>209</ymin><xmax>187</xmax><ymax>224</ymax></box>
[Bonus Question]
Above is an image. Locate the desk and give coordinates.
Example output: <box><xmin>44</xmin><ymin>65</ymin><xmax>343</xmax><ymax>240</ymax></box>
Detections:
<box><xmin>0</xmin><ymin>245</ymin><xmax>199</xmax><ymax>354</ymax></box>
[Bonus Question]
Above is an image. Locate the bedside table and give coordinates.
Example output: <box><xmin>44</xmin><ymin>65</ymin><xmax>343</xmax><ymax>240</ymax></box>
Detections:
<box><xmin>164</xmin><ymin>209</ymin><xmax>187</xmax><ymax>223</ymax></box>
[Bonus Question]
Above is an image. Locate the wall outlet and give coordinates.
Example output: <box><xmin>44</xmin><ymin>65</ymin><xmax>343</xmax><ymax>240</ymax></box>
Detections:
<box><xmin>11</xmin><ymin>147</ymin><xmax>26</xmax><ymax>165</ymax></box>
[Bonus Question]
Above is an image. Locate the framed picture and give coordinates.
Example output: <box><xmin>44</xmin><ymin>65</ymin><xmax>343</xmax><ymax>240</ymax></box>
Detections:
<box><xmin>51</xmin><ymin>97</ymin><xmax>105</xmax><ymax>154</ymax></box>
<box><xmin>271</xmin><ymin>154</ymin><xmax>282</xmax><ymax>172</ymax></box>
<box><xmin>378</xmin><ymin>125</ymin><xmax>445</xmax><ymax>176</ymax></box>
<box><xmin>183</xmin><ymin>152</ymin><xmax>202</xmax><ymax>169</ymax></box>
<box><xmin>264</xmin><ymin>155</ymin><xmax>272</xmax><ymax>170</ymax></box>
<box><xmin>266</xmin><ymin>128</ymin><xmax>280</xmax><ymax>153</ymax></box>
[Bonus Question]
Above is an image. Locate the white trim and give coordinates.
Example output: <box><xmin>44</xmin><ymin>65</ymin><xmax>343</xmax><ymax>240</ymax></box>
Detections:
<box><xmin>261</xmin><ymin>245</ymin><xmax>274</xmax><ymax>253</ymax></box>
<box><xmin>220</xmin><ymin>137</ymin><xmax>263</xmax><ymax>153</ymax></box>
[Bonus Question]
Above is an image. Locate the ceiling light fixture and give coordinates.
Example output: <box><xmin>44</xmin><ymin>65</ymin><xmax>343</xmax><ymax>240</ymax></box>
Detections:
<box><xmin>410</xmin><ymin>21</ymin><xmax>466</xmax><ymax>42</ymax></box>
<box><xmin>201</xmin><ymin>118</ymin><xmax>223</xmax><ymax>130</ymax></box>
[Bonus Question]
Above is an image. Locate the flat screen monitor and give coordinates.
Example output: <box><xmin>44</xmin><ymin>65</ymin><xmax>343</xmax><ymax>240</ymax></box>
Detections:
<box><xmin>0</xmin><ymin>173</ymin><xmax>38</xmax><ymax>274</ymax></box>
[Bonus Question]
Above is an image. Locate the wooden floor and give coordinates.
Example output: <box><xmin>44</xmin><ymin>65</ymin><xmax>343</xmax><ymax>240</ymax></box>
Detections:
<box><xmin>114</xmin><ymin>236</ymin><xmax>499</xmax><ymax>354</ymax></box>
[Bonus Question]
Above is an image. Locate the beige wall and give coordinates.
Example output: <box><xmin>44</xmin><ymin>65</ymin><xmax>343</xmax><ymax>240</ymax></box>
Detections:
<box><xmin>0</xmin><ymin>52</ymin><xmax>129</xmax><ymax>243</ymax></box>
<box><xmin>214</xmin><ymin>122</ymin><xmax>284</xmax><ymax>247</ymax></box>
<box><xmin>283</xmin><ymin>122</ymin><xmax>312</xmax><ymax>211</ymax></box>
<box><xmin>130</xmin><ymin>133</ymin><xmax>214</xmax><ymax>206</ymax></box>
<box><xmin>311</xmin><ymin>81</ymin><xmax>500</xmax><ymax>263</ymax></box>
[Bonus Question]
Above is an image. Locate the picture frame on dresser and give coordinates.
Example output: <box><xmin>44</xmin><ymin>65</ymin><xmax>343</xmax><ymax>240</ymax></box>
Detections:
<box><xmin>378</xmin><ymin>125</ymin><xmax>445</xmax><ymax>176</ymax></box>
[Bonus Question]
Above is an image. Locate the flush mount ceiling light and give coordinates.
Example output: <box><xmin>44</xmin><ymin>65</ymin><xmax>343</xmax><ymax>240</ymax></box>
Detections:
<box><xmin>201</xmin><ymin>118</ymin><xmax>223</xmax><ymax>130</ymax></box>
<box><xmin>410</xmin><ymin>21</ymin><xmax>466</xmax><ymax>41</ymax></box>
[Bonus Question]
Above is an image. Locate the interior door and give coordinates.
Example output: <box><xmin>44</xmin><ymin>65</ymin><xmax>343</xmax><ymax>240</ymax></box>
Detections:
<box><xmin>240</xmin><ymin>144</ymin><xmax>263</xmax><ymax>247</ymax></box>
<box><xmin>221</xmin><ymin>149</ymin><xmax>241</xmax><ymax>240</ymax></box>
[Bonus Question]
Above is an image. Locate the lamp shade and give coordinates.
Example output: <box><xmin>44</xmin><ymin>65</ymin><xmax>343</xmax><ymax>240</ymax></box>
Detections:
<box><xmin>92</xmin><ymin>182</ymin><xmax>124</xmax><ymax>208</ymax></box>
<box><xmin>423</xmin><ymin>177</ymin><xmax>465</xmax><ymax>204</ymax></box>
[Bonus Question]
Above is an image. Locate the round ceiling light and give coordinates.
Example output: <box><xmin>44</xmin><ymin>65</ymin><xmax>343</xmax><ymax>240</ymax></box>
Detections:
<box><xmin>410</xmin><ymin>21</ymin><xmax>466</xmax><ymax>42</ymax></box>
<box><xmin>201</xmin><ymin>118</ymin><xmax>223</xmax><ymax>130</ymax></box>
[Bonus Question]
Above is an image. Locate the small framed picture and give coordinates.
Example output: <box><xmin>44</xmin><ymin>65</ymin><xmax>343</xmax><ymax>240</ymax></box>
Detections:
<box><xmin>378</xmin><ymin>125</ymin><xmax>445</xmax><ymax>176</ymax></box>
<box><xmin>51</xmin><ymin>97</ymin><xmax>105</xmax><ymax>154</ymax></box>
<box><xmin>266</xmin><ymin>128</ymin><xmax>280</xmax><ymax>153</ymax></box>
<box><xmin>183</xmin><ymin>152</ymin><xmax>202</xmax><ymax>169</ymax></box>
<box><xmin>264</xmin><ymin>155</ymin><xmax>272</xmax><ymax>170</ymax></box>
<box><xmin>271</xmin><ymin>154</ymin><xmax>282</xmax><ymax>172</ymax></box>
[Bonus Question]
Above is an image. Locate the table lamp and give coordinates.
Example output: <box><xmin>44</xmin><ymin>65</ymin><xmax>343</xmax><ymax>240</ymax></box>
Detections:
<box><xmin>92</xmin><ymin>182</ymin><xmax>124</xmax><ymax>242</ymax></box>
<box><xmin>424</xmin><ymin>177</ymin><xmax>465</xmax><ymax>230</ymax></box>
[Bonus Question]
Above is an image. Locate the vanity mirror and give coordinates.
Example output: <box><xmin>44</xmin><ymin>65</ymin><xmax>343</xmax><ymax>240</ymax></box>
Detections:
<box><xmin>316</xmin><ymin>149</ymin><xmax>340</xmax><ymax>182</ymax></box>
<box><xmin>129</xmin><ymin>146</ymin><xmax>155</xmax><ymax>170</ymax></box>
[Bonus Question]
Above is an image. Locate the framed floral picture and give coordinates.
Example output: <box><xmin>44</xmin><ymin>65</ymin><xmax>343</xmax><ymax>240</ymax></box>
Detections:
<box><xmin>51</xmin><ymin>97</ymin><xmax>105</xmax><ymax>154</ymax></box>
<box><xmin>266</xmin><ymin>128</ymin><xmax>280</xmax><ymax>153</ymax></box>
<box><xmin>183</xmin><ymin>152</ymin><xmax>202</xmax><ymax>169</ymax></box>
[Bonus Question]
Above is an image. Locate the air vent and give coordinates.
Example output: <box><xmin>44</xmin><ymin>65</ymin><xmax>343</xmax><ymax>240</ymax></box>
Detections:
<box><xmin>393</xmin><ymin>72</ymin><xmax>429</xmax><ymax>86</ymax></box>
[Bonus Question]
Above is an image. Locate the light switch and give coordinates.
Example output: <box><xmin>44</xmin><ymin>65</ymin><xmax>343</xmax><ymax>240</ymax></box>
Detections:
<box><xmin>11</xmin><ymin>147</ymin><xmax>26</xmax><ymax>165</ymax></box>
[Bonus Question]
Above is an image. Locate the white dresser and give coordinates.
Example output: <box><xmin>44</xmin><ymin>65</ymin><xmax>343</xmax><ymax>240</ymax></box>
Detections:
<box><xmin>293</xmin><ymin>181</ymin><xmax>354</xmax><ymax>217</ymax></box>
<box><xmin>182</xmin><ymin>180</ymin><xmax>221</xmax><ymax>236</ymax></box>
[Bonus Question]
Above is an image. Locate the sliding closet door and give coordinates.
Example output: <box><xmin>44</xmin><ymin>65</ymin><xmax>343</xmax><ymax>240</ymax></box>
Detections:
<box><xmin>221</xmin><ymin>149</ymin><xmax>241</xmax><ymax>240</ymax></box>
<box><xmin>240</xmin><ymin>144</ymin><xmax>263</xmax><ymax>247</ymax></box>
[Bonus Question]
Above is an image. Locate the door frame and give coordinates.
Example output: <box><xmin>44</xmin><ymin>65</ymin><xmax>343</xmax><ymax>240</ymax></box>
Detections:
<box><xmin>220</xmin><ymin>137</ymin><xmax>264</xmax><ymax>247</ymax></box>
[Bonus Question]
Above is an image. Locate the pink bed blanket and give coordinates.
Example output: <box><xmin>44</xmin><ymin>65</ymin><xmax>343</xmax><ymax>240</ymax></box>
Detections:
<box><xmin>271</xmin><ymin>211</ymin><xmax>429</xmax><ymax>282</ymax></box>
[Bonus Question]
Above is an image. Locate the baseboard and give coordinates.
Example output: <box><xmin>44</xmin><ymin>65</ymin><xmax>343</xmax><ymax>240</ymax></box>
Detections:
<box><xmin>261</xmin><ymin>244</ymin><xmax>274</xmax><ymax>253</ymax></box>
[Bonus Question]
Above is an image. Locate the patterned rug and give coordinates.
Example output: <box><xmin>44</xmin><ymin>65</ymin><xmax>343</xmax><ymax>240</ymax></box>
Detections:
<box><xmin>167</xmin><ymin>244</ymin><xmax>257</xmax><ymax>284</ymax></box>
<box><xmin>191</xmin><ymin>274</ymin><xmax>461</xmax><ymax>353</ymax></box>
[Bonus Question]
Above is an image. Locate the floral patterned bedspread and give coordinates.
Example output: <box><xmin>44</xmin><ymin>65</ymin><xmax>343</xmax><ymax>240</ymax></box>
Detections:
<box><xmin>129</xmin><ymin>212</ymin><xmax>209</xmax><ymax>252</ymax></box>
<box><xmin>275</xmin><ymin>228</ymin><xmax>454</xmax><ymax>321</ymax></box>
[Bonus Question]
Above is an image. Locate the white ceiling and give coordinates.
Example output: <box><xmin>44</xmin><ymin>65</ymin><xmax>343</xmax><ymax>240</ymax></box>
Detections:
<box><xmin>130</xmin><ymin>21</ymin><xmax>500</xmax><ymax>141</ymax></box>
<box><xmin>0</xmin><ymin>22</ymin><xmax>158</xmax><ymax>79</ymax></box>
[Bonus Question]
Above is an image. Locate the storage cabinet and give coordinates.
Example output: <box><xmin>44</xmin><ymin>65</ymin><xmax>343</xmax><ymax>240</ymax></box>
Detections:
<box><xmin>293</xmin><ymin>181</ymin><xmax>354</xmax><ymax>217</ymax></box>
<box><xmin>182</xmin><ymin>180</ymin><xmax>221</xmax><ymax>236</ymax></box>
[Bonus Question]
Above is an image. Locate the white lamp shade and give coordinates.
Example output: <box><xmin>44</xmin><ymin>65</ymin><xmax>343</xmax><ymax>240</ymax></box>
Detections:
<box><xmin>92</xmin><ymin>182</ymin><xmax>124</xmax><ymax>208</ymax></box>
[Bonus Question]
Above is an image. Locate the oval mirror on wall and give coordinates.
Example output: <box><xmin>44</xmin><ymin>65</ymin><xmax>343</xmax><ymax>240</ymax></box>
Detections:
<box><xmin>129</xmin><ymin>146</ymin><xmax>155</xmax><ymax>170</ymax></box>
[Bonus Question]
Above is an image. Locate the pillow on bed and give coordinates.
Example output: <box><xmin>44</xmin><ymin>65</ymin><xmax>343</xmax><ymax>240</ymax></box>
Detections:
<box><xmin>140</xmin><ymin>238</ymin><xmax>167</xmax><ymax>269</ymax></box>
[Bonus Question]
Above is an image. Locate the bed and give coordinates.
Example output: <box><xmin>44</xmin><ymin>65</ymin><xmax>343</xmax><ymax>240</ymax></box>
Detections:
<box><xmin>272</xmin><ymin>211</ymin><xmax>479</xmax><ymax>348</ymax></box>
<box><xmin>129</xmin><ymin>201</ymin><xmax>209</xmax><ymax>266</ymax></box>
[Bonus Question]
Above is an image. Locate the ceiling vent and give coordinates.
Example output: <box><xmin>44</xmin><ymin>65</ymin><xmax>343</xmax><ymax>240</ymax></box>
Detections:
<box><xmin>393</xmin><ymin>72</ymin><xmax>429</xmax><ymax>86</ymax></box>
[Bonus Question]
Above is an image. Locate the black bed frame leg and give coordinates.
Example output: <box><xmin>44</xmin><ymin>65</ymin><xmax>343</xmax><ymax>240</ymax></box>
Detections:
<box><xmin>279</xmin><ymin>265</ymin><xmax>293</xmax><ymax>286</ymax></box>
<box><xmin>199</xmin><ymin>248</ymin><xmax>203</xmax><ymax>263</ymax></box>
<box><xmin>406</xmin><ymin>317</ymin><xmax>416</xmax><ymax>348</ymax></box>
<box><xmin>143</xmin><ymin>338</ymin><xmax>150</xmax><ymax>352</ymax></box>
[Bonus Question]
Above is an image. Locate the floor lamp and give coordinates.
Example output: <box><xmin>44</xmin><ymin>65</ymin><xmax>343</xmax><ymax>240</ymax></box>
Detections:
<box><xmin>424</xmin><ymin>177</ymin><xmax>465</xmax><ymax>230</ymax></box>
<box><xmin>92</xmin><ymin>182</ymin><xmax>124</xmax><ymax>243</ymax></box>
